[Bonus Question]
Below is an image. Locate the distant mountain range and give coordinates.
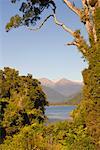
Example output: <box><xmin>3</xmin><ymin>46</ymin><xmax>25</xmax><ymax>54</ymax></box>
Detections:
<box><xmin>39</xmin><ymin>78</ymin><xmax>83</xmax><ymax>104</ymax></box>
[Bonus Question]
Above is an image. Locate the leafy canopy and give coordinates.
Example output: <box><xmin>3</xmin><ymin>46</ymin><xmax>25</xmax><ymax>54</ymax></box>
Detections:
<box><xmin>6</xmin><ymin>0</ymin><xmax>56</xmax><ymax>31</ymax></box>
<box><xmin>0</xmin><ymin>67</ymin><xmax>48</xmax><ymax>141</ymax></box>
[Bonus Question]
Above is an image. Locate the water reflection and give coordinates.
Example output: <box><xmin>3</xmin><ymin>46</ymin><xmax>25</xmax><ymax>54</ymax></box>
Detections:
<box><xmin>45</xmin><ymin>105</ymin><xmax>76</xmax><ymax>122</ymax></box>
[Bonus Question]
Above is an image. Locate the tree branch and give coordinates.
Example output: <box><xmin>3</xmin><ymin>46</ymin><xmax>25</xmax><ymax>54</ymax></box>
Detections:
<box><xmin>27</xmin><ymin>15</ymin><xmax>54</xmax><ymax>31</ymax></box>
<box><xmin>63</xmin><ymin>0</ymin><xmax>96</xmax><ymax>43</ymax></box>
<box><xmin>27</xmin><ymin>13</ymin><xmax>75</xmax><ymax>37</ymax></box>
<box><xmin>53</xmin><ymin>14</ymin><xmax>74</xmax><ymax>36</ymax></box>
<box><xmin>67</xmin><ymin>41</ymin><xmax>86</xmax><ymax>54</ymax></box>
<box><xmin>67</xmin><ymin>41</ymin><xmax>80</xmax><ymax>46</ymax></box>
<box><xmin>82</xmin><ymin>0</ymin><xmax>87</xmax><ymax>7</ymax></box>
<box><xmin>63</xmin><ymin>0</ymin><xmax>82</xmax><ymax>17</ymax></box>
<box><xmin>26</xmin><ymin>12</ymin><xmax>89</xmax><ymax>55</ymax></box>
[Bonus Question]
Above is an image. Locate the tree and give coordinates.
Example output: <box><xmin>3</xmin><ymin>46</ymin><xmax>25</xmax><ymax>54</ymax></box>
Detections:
<box><xmin>5</xmin><ymin>0</ymin><xmax>100</xmax><ymax>148</ymax></box>
<box><xmin>0</xmin><ymin>67</ymin><xmax>48</xmax><ymax>142</ymax></box>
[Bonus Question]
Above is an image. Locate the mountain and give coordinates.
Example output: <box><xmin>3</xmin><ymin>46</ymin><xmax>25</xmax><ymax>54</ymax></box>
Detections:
<box><xmin>54</xmin><ymin>78</ymin><xmax>83</xmax><ymax>97</ymax></box>
<box><xmin>39</xmin><ymin>78</ymin><xmax>83</xmax><ymax>104</ymax></box>
<box><xmin>39</xmin><ymin>78</ymin><xmax>55</xmax><ymax>87</ymax></box>
<box><xmin>42</xmin><ymin>86</ymin><xmax>67</xmax><ymax>104</ymax></box>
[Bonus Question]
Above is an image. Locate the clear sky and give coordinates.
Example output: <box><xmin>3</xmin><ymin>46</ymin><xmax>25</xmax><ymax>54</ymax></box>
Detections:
<box><xmin>0</xmin><ymin>0</ymin><xmax>88</xmax><ymax>81</ymax></box>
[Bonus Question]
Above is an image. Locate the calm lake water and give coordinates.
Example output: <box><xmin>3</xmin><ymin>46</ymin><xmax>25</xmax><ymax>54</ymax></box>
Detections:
<box><xmin>45</xmin><ymin>105</ymin><xmax>76</xmax><ymax>122</ymax></box>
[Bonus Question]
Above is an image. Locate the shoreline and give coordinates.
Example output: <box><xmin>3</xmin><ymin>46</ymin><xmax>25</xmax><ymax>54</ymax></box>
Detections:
<box><xmin>48</xmin><ymin>103</ymin><xmax>78</xmax><ymax>106</ymax></box>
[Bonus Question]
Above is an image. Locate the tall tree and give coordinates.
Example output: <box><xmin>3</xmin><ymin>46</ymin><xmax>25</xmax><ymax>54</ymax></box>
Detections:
<box><xmin>6</xmin><ymin>0</ymin><xmax>100</xmax><ymax>148</ymax></box>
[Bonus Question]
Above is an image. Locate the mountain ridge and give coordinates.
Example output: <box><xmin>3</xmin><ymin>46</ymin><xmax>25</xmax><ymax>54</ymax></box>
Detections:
<box><xmin>38</xmin><ymin>78</ymin><xmax>83</xmax><ymax>104</ymax></box>
<box><xmin>39</xmin><ymin>78</ymin><xmax>83</xmax><ymax>85</ymax></box>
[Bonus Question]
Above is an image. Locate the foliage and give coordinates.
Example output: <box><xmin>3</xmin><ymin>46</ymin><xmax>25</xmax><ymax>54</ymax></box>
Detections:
<box><xmin>0</xmin><ymin>67</ymin><xmax>99</xmax><ymax>149</ymax></box>
<box><xmin>0</xmin><ymin>67</ymin><xmax>48</xmax><ymax>143</ymax></box>
<box><xmin>2</xmin><ymin>0</ymin><xmax>100</xmax><ymax>149</ymax></box>
<box><xmin>6</xmin><ymin>0</ymin><xmax>56</xmax><ymax>32</ymax></box>
<box><xmin>72</xmin><ymin>7</ymin><xmax>100</xmax><ymax>149</ymax></box>
<box><xmin>0</xmin><ymin>121</ymin><xmax>95</xmax><ymax>150</ymax></box>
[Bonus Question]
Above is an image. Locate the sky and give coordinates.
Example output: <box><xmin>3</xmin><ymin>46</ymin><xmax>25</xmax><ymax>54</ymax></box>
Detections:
<box><xmin>0</xmin><ymin>0</ymin><xmax>88</xmax><ymax>81</ymax></box>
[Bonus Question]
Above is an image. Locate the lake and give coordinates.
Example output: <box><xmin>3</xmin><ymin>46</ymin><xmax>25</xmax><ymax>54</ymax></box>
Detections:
<box><xmin>45</xmin><ymin>105</ymin><xmax>76</xmax><ymax>122</ymax></box>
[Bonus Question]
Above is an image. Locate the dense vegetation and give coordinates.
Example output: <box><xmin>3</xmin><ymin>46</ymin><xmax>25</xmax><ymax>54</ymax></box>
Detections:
<box><xmin>72</xmin><ymin>7</ymin><xmax>100</xmax><ymax>148</ymax></box>
<box><xmin>0</xmin><ymin>71</ymin><xmax>95</xmax><ymax>149</ymax></box>
<box><xmin>0</xmin><ymin>67</ymin><xmax>48</xmax><ymax>144</ymax></box>
<box><xmin>0</xmin><ymin>121</ymin><xmax>95</xmax><ymax>150</ymax></box>
<box><xmin>0</xmin><ymin>66</ymin><xmax>98</xmax><ymax>150</ymax></box>
<box><xmin>0</xmin><ymin>0</ymin><xmax>100</xmax><ymax>149</ymax></box>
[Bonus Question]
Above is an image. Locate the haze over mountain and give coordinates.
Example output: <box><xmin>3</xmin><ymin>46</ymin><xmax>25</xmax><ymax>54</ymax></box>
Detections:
<box><xmin>39</xmin><ymin>78</ymin><xmax>83</xmax><ymax>104</ymax></box>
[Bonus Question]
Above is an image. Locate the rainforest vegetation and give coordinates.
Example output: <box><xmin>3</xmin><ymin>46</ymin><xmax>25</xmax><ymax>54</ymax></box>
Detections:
<box><xmin>0</xmin><ymin>67</ymin><xmax>48</xmax><ymax>143</ymax></box>
<box><xmin>0</xmin><ymin>0</ymin><xmax>100</xmax><ymax>149</ymax></box>
<box><xmin>0</xmin><ymin>68</ymin><xmax>96</xmax><ymax>150</ymax></box>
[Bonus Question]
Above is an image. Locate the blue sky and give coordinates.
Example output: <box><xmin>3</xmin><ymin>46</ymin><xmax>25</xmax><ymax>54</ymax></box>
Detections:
<box><xmin>0</xmin><ymin>0</ymin><xmax>88</xmax><ymax>81</ymax></box>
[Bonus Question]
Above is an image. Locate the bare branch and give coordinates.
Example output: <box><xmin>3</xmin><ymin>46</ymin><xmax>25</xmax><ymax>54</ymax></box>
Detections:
<box><xmin>26</xmin><ymin>11</ymin><xmax>89</xmax><ymax>54</ymax></box>
<box><xmin>53</xmin><ymin>14</ymin><xmax>74</xmax><ymax>36</ymax></box>
<box><xmin>63</xmin><ymin>0</ymin><xmax>82</xmax><ymax>17</ymax></box>
<box><xmin>63</xmin><ymin>0</ymin><xmax>96</xmax><ymax>43</ymax></box>
<box><xmin>27</xmin><ymin>15</ymin><xmax>54</xmax><ymax>31</ymax></box>
<box><xmin>67</xmin><ymin>41</ymin><xmax>87</xmax><ymax>54</ymax></box>
<box><xmin>27</xmin><ymin>13</ymin><xmax>75</xmax><ymax>37</ymax></box>
<box><xmin>67</xmin><ymin>41</ymin><xmax>80</xmax><ymax>46</ymax></box>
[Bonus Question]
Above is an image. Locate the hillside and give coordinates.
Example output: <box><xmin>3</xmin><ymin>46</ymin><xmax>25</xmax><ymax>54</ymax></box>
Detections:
<box><xmin>42</xmin><ymin>85</ymin><xmax>67</xmax><ymax>103</ymax></box>
<box><xmin>65</xmin><ymin>92</ymin><xmax>82</xmax><ymax>105</ymax></box>
<box><xmin>39</xmin><ymin>78</ymin><xmax>83</xmax><ymax>104</ymax></box>
<box><xmin>54</xmin><ymin>78</ymin><xmax>83</xmax><ymax>97</ymax></box>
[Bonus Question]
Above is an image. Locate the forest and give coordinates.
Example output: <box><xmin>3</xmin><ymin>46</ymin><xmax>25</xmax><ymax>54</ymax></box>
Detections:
<box><xmin>0</xmin><ymin>0</ymin><xmax>100</xmax><ymax>149</ymax></box>
<box><xmin>0</xmin><ymin>67</ymin><xmax>96</xmax><ymax>149</ymax></box>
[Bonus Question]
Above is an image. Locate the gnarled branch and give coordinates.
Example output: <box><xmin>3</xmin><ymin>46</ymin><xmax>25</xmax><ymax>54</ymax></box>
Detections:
<box><xmin>26</xmin><ymin>10</ymin><xmax>89</xmax><ymax>56</ymax></box>
<box><xmin>27</xmin><ymin>15</ymin><xmax>54</xmax><ymax>31</ymax></box>
<box><xmin>27</xmin><ymin>13</ymin><xmax>75</xmax><ymax>37</ymax></box>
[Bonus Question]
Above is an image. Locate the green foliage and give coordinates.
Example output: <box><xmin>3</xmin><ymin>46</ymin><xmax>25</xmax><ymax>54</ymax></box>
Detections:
<box><xmin>0</xmin><ymin>67</ymin><xmax>48</xmax><ymax>141</ymax></box>
<box><xmin>45</xmin><ymin>121</ymin><xmax>95</xmax><ymax>150</ymax></box>
<box><xmin>0</xmin><ymin>123</ymin><xmax>62</xmax><ymax>150</ymax></box>
<box><xmin>6</xmin><ymin>15</ymin><xmax>22</xmax><ymax>32</ymax></box>
<box><xmin>73</xmin><ymin>7</ymin><xmax>100</xmax><ymax>149</ymax></box>
<box><xmin>0</xmin><ymin>121</ymin><xmax>95</xmax><ymax>150</ymax></box>
<box><xmin>0</xmin><ymin>67</ymin><xmax>96</xmax><ymax>150</ymax></box>
<box><xmin>3</xmin><ymin>1</ymin><xmax>100</xmax><ymax>149</ymax></box>
<box><xmin>6</xmin><ymin>0</ymin><xmax>56</xmax><ymax>31</ymax></box>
